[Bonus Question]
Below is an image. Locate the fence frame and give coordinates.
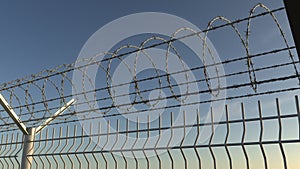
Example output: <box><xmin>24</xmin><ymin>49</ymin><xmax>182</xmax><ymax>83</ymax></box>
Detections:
<box><xmin>0</xmin><ymin>94</ymin><xmax>75</xmax><ymax>169</ymax></box>
<box><xmin>0</xmin><ymin>2</ymin><xmax>299</xmax><ymax>169</ymax></box>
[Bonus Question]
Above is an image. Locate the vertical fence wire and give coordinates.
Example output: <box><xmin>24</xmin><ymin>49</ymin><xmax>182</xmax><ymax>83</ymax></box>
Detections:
<box><xmin>0</xmin><ymin>2</ymin><xmax>300</xmax><ymax>169</ymax></box>
<box><xmin>276</xmin><ymin>99</ymin><xmax>287</xmax><ymax>169</ymax></box>
<box><xmin>1</xmin><ymin>96</ymin><xmax>299</xmax><ymax>168</ymax></box>
<box><xmin>225</xmin><ymin>105</ymin><xmax>232</xmax><ymax>169</ymax></box>
<box><xmin>258</xmin><ymin>101</ymin><xmax>268</xmax><ymax>169</ymax></box>
<box><xmin>241</xmin><ymin>103</ymin><xmax>249</xmax><ymax>169</ymax></box>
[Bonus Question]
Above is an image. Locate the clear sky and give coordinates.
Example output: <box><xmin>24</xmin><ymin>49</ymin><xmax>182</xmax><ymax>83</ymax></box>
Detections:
<box><xmin>0</xmin><ymin>1</ymin><xmax>299</xmax><ymax>169</ymax></box>
<box><xmin>0</xmin><ymin>0</ymin><xmax>287</xmax><ymax>83</ymax></box>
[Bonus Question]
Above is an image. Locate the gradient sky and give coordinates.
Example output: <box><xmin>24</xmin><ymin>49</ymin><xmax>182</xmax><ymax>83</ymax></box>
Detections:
<box><xmin>0</xmin><ymin>1</ymin><xmax>299</xmax><ymax>169</ymax></box>
<box><xmin>0</xmin><ymin>0</ymin><xmax>288</xmax><ymax>83</ymax></box>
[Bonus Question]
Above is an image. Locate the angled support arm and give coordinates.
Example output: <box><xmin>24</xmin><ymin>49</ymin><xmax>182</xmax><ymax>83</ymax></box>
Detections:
<box><xmin>35</xmin><ymin>99</ymin><xmax>75</xmax><ymax>133</ymax></box>
<box><xmin>0</xmin><ymin>93</ymin><xmax>75</xmax><ymax>169</ymax></box>
<box><xmin>0</xmin><ymin>93</ymin><xmax>75</xmax><ymax>135</ymax></box>
<box><xmin>0</xmin><ymin>94</ymin><xmax>28</xmax><ymax>135</ymax></box>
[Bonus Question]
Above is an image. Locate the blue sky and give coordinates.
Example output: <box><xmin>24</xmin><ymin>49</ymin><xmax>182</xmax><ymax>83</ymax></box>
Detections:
<box><xmin>0</xmin><ymin>0</ymin><xmax>287</xmax><ymax>83</ymax></box>
<box><xmin>1</xmin><ymin>1</ymin><xmax>300</xmax><ymax>169</ymax></box>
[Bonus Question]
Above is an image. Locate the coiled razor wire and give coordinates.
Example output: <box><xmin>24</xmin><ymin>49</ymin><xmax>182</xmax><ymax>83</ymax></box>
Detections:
<box><xmin>0</xmin><ymin>3</ymin><xmax>299</xmax><ymax>130</ymax></box>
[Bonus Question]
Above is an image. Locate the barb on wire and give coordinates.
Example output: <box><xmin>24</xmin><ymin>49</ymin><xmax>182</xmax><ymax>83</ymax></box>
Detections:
<box><xmin>0</xmin><ymin>3</ymin><xmax>298</xmax><ymax>132</ymax></box>
<box><xmin>0</xmin><ymin>4</ymin><xmax>300</xmax><ymax>169</ymax></box>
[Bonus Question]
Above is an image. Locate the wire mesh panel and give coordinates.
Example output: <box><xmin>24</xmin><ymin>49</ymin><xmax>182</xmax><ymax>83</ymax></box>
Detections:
<box><xmin>0</xmin><ymin>2</ymin><xmax>300</xmax><ymax>169</ymax></box>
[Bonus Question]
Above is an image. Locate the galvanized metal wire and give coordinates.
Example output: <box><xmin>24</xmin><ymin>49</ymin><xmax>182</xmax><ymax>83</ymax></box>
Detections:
<box><xmin>0</xmin><ymin>3</ymin><xmax>300</xmax><ymax>169</ymax></box>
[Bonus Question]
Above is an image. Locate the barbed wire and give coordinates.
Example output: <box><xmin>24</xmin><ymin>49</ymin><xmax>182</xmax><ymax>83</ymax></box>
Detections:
<box><xmin>0</xmin><ymin>44</ymin><xmax>296</xmax><ymax>129</ymax></box>
<box><xmin>0</xmin><ymin>55</ymin><xmax>298</xmax><ymax>133</ymax></box>
<box><xmin>1</xmin><ymin>95</ymin><xmax>299</xmax><ymax>168</ymax></box>
<box><xmin>0</xmin><ymin>3</ymin><xmax>299</xmax><ymax>131</ymax></box>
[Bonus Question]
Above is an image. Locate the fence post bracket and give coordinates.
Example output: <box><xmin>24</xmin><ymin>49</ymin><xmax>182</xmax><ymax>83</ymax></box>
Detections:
<box><xmin>0</xmin><ymin>94</ymin><xmax>75</xmax><ymax>169</ymax></box>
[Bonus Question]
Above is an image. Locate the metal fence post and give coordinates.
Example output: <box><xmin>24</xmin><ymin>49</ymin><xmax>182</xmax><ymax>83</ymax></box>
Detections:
<box><xmin>0</xmin><ymin>94</ymin><xmax>75</xmax><ymax>169</ymax></box>
<box><xmin>21</xmin><ymin>128</ymin><xmax>36</xmax><ymax>169</ymax></box>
